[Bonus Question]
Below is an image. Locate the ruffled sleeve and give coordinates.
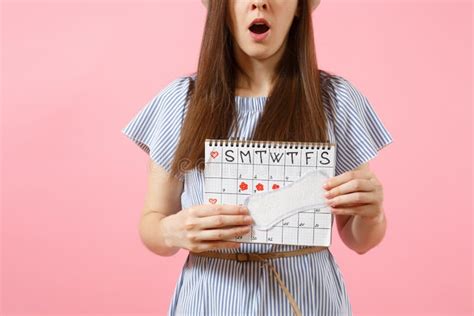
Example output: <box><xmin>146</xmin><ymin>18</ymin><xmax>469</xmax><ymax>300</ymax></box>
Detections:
<box><xmin>329</xmin><ymin>74</ymin><xmax>394</xmax><ymax>176</ymax></box>
<box><xmin>121</xmin><ymin>75</ymin><xmax>192</xmax><ymax>179</ymax></box>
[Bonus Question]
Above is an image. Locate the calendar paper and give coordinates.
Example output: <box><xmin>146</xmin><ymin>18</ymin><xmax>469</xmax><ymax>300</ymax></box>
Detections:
<box><xmin>203</xmin><ymin>139</ymin><xmax>336</xmax><ymax>247</ymax></box>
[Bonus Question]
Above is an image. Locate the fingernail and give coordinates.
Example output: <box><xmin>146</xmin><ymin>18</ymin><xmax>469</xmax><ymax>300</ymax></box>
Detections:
<box><xmin>324</xmin><ymin>191</ymin><xmax>331</xmax><ymax>197</ymax></box>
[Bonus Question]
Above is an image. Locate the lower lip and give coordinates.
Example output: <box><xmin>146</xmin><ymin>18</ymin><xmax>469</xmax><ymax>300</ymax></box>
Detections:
<box><xmin>249</xmin><ymin>29</ymin><xmax>270</xmax><ymax>42</ymax></box>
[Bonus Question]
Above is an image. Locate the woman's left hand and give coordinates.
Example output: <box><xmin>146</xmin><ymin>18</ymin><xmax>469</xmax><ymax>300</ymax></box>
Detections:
<box><xmin>322</xmin><ymin>167</ymin><xmax>384</xmax><ymax>221</ymax></box>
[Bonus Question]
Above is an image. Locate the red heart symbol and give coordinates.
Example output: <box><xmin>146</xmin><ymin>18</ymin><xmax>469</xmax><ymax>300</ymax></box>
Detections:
<box><xmin>209</xmin><ymin>198</ymin><xmax>217</xmax><ymax>204</ymax></box>
<box><xmin>210</xmin><ymin>151</ymin><xmax>219</xmax><ymax>159</ymax></box>
<box><xmin>272</xmin><ymin>184</ymin><xmax>280</xmax><ymax>190</ymax></box>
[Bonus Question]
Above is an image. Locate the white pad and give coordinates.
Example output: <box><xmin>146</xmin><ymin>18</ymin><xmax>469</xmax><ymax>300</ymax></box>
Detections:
<box><xmin>244</xmin><ymin>169</ymin><xmax>330</xmax><ymax>230</ymax></box>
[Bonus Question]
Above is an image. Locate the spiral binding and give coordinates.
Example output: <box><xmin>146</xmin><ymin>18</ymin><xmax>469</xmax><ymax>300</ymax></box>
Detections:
<box><xmin>205</xmin><ymin>138</ymin><xmax>335</xmax><ymax>150</ymax></box>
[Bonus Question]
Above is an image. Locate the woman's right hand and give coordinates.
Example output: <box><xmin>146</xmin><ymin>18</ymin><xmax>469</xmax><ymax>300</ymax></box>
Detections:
<box><xmin>160</xmin><ymin>204</ymin><xmax>253</xmax><ymax>252</ymax></box>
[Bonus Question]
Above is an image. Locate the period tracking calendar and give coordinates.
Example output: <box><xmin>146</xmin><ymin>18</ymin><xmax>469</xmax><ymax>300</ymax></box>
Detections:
<box><xmin>203</xmin><ymin>138</ymin><xmax>336</xmax><ymax>247</ymax></box>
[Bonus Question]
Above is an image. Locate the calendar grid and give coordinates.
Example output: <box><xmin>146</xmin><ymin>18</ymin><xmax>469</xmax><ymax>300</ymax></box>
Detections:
<box><xmin>204</xmin><ymin>139</ymin><xmax>336</xmax><ymax>247</ymax></box>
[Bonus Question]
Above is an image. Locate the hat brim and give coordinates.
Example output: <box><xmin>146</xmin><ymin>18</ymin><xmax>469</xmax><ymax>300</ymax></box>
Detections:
<box><xmin>201</xmin><ymin>0</ymin><xmax>321</xmax><ymax>11</ymax></box>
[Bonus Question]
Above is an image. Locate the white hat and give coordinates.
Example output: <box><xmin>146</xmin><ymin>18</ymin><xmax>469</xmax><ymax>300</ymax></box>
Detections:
<box><xmin>201</xmin><ymin>0</ymin><xmax>321</xmax><ymax>11</ymax></box>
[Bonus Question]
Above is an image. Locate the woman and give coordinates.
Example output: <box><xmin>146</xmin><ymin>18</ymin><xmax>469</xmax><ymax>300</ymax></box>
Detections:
<box><xmin>122</xmin><ymin>0</ymin><xmax>393</xmax><ymax>315</ymax></box>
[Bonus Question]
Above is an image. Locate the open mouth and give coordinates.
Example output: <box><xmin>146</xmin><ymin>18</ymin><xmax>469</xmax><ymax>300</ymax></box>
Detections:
<box><xmin>248</xmin><ymin>18</ymin><xmax>271</xmax><ymax>41</ymax></box>
<box><xmin>249</xmin><ymin>23</ymin><xmax>270</xmax><ymax>34</ymax></box>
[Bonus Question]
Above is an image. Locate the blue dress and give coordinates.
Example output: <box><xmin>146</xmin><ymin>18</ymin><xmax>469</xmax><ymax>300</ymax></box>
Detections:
<box><xmin>122</xmin><ymin>70</ymin><xmax>393</xmax><ymax>315</ymax></box>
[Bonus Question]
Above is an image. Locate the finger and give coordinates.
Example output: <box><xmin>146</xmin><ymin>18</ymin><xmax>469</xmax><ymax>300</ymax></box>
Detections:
<box><xmin>191</xmin><ymin>204</ymin><xmax>249</xmax><ymax>217</ymax></box>
<box><xmin>331</xmin><ymin>205</ymin><xmax>379</xmax><ymax>218</ymax></box>
<box><xmin>190</xmin><ymin>241</ymin><xmax>242</xmax><ymax>253</ymax></box>
<box><xmin>194</xmin><ymin>213</ymin><xmax>254</xmax><ymax>229</ymax></box>
<box><xmin>331</xmin><ymin>207</ymin><xmax>357</xmax><ymax>216</ymax></box>
<box><xmin>323</xmin><ymin>169</ymin><xmax>371</xmax><ymax>190</ymax></box>
<box><xmin>326</xmin><ymin>192</ymin><xmax>376</xmax><ymax>208</ymax></box>
<box><xmin>195</xmin><ymin>225</ymin><xmax>252</xmax><ymax>241</ymax></box>
<box><xmin>324</xmin><ymin>179</ymin><xmax>374</xmax><ymax>199</ymax></box>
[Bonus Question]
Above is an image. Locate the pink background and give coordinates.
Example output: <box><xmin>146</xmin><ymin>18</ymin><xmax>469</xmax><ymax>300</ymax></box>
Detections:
<box><xmin>1</xmin><ymin>0</ymin><xmax>472</xmax><ymax>315</ymax></box>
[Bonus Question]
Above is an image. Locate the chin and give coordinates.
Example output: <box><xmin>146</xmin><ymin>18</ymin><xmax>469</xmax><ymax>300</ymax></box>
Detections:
<box><xmin>241</xmin><ymin>46</ymin><xmax>277</xmax><ymax>60</ymax></box>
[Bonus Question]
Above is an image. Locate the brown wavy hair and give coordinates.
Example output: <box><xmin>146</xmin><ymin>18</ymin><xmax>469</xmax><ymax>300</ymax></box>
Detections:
<box><xmin>171</xmin><ymin>0</ymin><xmax>331</xmax><ymax>180</ymax></box>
